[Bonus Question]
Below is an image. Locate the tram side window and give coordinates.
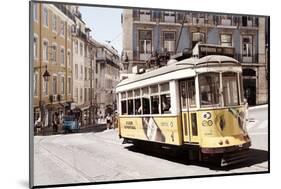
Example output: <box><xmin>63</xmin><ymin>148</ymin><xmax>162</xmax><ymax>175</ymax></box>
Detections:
<box><xmin>142</xmin><ymin>97</ymin><xmax>150</xmax><ymax>114</ymax></box>
<box><xmin>187</xmin><ymin>79</ymin><xmax>196</xmax><ymax>108</ymax></box>
<box><xmin>135</xmin><ymin>98</ymin><xmax>141</xmax><ymax>114</ymax></box>
<box><xmin>161</xmin><ymin>94</ymin><xmax>171</xmax><ymax>113</ymax></box>
<box><xmin>199</xmin><ymin>73</ymin><xmax>220</xmax><ymax>107</ymax></box>
<box><xmin>222</xmin><ymin>72</ymin><xmax>239</xmax><ymax>106</ymax></box>
<box><xmin>151</xmin><ymin>96</ymin><xmax>159</xmax><ymax>114</ymax></box>
<box><xmin>121</xmin><ymin>100</ymin><xmax>127</xmax><ymax>115</ymax></box>
<box><xmin>128</xmin><ymin>99</ymin><xmax>134</xmax><ymax>115</ymax></box>
<box><xmin>239</xmin><ymin>74</ymin><xmax>245</xmax><ymax>104</ymax></box>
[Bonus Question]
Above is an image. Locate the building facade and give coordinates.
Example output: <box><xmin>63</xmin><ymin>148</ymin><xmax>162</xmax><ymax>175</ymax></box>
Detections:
<box><xmin>122</xmin><ymin>9</ymin><xmax>269</xmax><ymax>105</ymax></box>
<box><xmin>95</xmin><ymin>43</ymin><xmax>120</xmax><ymax>118</ymax></box>
<box><xmin>33</xmin><ymin>3</ymin><xmax>74</xmax><ymax>127</ymax></box>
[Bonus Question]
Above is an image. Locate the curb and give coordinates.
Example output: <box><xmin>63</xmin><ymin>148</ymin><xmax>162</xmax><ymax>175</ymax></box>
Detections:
<box><xmin>248</xmin><ymin>104</ymin><xmax>268</xmax><ymax>110</ymax></box>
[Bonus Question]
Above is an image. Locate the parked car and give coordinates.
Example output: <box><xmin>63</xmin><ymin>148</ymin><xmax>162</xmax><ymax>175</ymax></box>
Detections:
<box><xmin>63</xmin><ymin>115</ymin><xmax>80</xmax><ymax>133</ymax></box>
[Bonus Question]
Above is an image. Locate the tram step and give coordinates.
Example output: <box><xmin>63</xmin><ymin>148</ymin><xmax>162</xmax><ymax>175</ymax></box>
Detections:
<box><xmin>221</xmin><ymin>150</ymin><xmax>250</xmax><ymax>167</ymax></box>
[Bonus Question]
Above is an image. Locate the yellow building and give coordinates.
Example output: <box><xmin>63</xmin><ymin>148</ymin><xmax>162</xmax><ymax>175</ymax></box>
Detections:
<box><xmin>32</xmin><ymin>3</ymin><xmax>75</xmax><ymax>128</ymax></box>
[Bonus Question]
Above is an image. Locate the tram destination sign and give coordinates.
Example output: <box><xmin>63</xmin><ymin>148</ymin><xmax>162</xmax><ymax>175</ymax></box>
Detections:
<box><xmin>198</xmin><ymin>45</ymin><xmax>235</xmax><ymax>58</ymax></box>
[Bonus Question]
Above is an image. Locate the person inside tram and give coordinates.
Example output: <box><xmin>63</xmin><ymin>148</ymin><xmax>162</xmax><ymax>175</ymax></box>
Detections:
<box><xmin>161</xmin><ymin>95</ymin><xmax>171</xmax><ymax>113</ymax></box>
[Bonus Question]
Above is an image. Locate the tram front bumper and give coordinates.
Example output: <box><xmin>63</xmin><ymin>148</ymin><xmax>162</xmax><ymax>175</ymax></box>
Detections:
<box><xmin>200</xmin><ymin>135</ymin><xmax>251</xmax><ymax>154</ymax></box>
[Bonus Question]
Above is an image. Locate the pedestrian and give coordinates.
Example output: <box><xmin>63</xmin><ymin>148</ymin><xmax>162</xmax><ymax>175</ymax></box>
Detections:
<box><xmin>53</xmin><ymin>112</ymin><xmax>59</xmax><ymax>134</ymax></box>
<box><xmin>106</xmin><ymin>114</ymin><xmax>111</xmax><ymax>130</ymax></box>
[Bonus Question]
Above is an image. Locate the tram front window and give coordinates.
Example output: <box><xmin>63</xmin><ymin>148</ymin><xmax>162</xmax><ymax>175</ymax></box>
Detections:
<box><xmin>222</xmin><ymin>72</ymin><xmax>239</xmax><ymax>106</ymax></box>
<box><xmin>199</xmin><ymin>73</ymin><xmax>220</xmax><ymax>107</ymax></box>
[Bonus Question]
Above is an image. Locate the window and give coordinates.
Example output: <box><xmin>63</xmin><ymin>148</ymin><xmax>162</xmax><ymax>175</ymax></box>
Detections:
<box><xmin>43</xmin><ymin>7</ymin><xmax>48</xmax><ymax>27</ymax></box>
<box><xmin>88</xmin><ymin>68</ymin><xmax>91</xmax><ymax>80</ymax></box>
<box><xmin>222</xmin><ymin>72</ymin><xmax>239</xmax><ymax>106</ymax></box>
<box><xmin>160</xmin><ymin>83</ymin><xmax>171</xmax><ymax>113</ymax></box>
<box><xmin>60</xmin><ymin>76</ymin><xmax>64</xmax><ymax>94</ymax></box>
<box><xmin>75</xmin><ymin>64</ymin><xmax>78</xmax><ymax>79</ymax></box>
<box><xmin>160</xmin><ymin>94</ymin><xmax>170</xmax><ymax>114</ymax></box>
<box><xmin>139</xmin><ymin>30</ymin><xmax>152</xmax><ymax>54</ymax></box>
<box><xmin>142</xmin><ymin>98</ymin><xmax>150</xmax><ymax>114</ymax></box>
<box><xmin>150</xmin><ymin>84</ymin><xmax>158</xmax><ymax>94</ymax></box>
<box><xmin>96</xmin><ymin>64</ymin><xmax>99</xmax><ymax>74</ymax></box>
<box><xmin>141</xmin><ymin>87</ymin><xmax>150</xmax><ymax>114</ymax></box>
<box><xmin>239</xmin><ymin>74</ymin><xmax>244</xmax><ymax>104</ymax></box>
<box><xmin>80</xmin><ymin>42</ymin><xmax>83</xmax><ymax>56</ymax></box>
<box><xmin>75</xmin><ymin>40</ymin><xmax>78</xmax><ymax>54</ymax></box>
<box><xmin>134</xmin><ymin>89</ymin><xmax>141</xmax><ymax>114</ymax></box>
<box><xmin>80</xmin><ymin>88</ymin><xmax>83</xmax><ymax>102</ymax></box>
<box><xmin>50</xmin><ymin>45</ymin><xmax>57</xmax><ymax>63</ymax></box>
<box><xmin>121</xmin><ymin>92</ymin><xmax>127</xmax><ymax>115</ymax></box>
<box><xmin>60</xmin><ymin>21</ymin><xmax>65</xmax><ymax>36</ymax></box>
<box><xmin>75</xmin><ymin>87</ymin><xmax>78</xmax><ymax>98</ymax></box>
<box><xmin>242</xmin><ymin>35</ymin><xmax>253</xmax><ymax>62</ymax></box>
<box><xmin>221</xmin><ymin>15</ymin><xmax>232</xmax><ymax>26</ymax></box>
<box><xmin>163</xmin><ymin>32</ymin><xmax>176</xmax><ymax>52</ymax></box>
<box><xmin>199</xmin><ymin>73</ymin><xmax>220</xmax><ymax>107</ymax></box>
<box><xmin>67</xmin><ymin>25</ymin><xmax>71</xmax><ymax>39</ymax></box>
<box><xmin>43</xmin><ymin>80</ymin><xmax>48</xmax><ymax>96</ymax></box>
<box><xmin>151</xmin><ymin>96</ymin><xmax>159</xmax><ymax>114</ymax></box>
<box><xmin>127</xmin><ymin>91</ymin><xmax>134</xmax><ymax>115</ymax></box>
<box><xmin>60</xmin><ymin>48</ymin><xmax>65</xmax><ymax>65</ymax></box>
<box><xmin>164</xmin><ymin>11</ymin><xmax>175</xmax><ymax>22</ymax></box>
<box><xmin>67</xmin><ymin>51</ymin><xmax>71</xmax><ymax>66</ymax></box>
<box><xmin>220</xmin><ymin>34</ymin><xmax>232</xmax><ymax>47</ymax></box>
<box><xmin>33</xmin><ymin>3</ymin><xmax>38</xmax><ymax>21</ymax></box>
<box><xmin>187</xmin><ymin>80</ymin><xmax>196</xmax><ymax>107</ymax></box>
<box><xmin>52</xmin><ymin>76</ymin><xmax>57</xmax><ymax>95</ymax></box>
<box><xmin>43</xmin><ymin>40</ymin><xmax>48</xmax><ymax>61</ymax></box>
<box><xmin>192</xmin><ymin>32</ymin><xmax>205</xmax><ymax>48</ymax></box>
<box><xmin>33</xmin><ymin>35</ymin><xmax>38</xmax><ymax>59</ymax></box>
<box><xmin>68</xmin><ymin>77</ymin><xmax>71</xmax><ymax>94</ymax></box>
<box><xmin>33</xmin><ymin>72</ymin><xmax>38</xmax><ymax>96</ymax></box>
<box><xmin>84</xmin><ymin>67</ymin><xmax>87</xmax><ymax>80</ymax></box>
<box><xmin>80</xmin><ymin>65</ymin><xmax>83</xmax><ymax>80</ymax></box>
<box><xmin>84</xmin><ymin>88</ymin><xmax>87</xmax><ymax>102</ymax></box>
<box><xmin>139</xmin><ymin>9</ymin><xmax>151</xmax><ymax>21</ymax></box>
<box><xmin>52</xmin><ymin>14</ymin><xmax>57</xmax><ymax>32</ymax></box>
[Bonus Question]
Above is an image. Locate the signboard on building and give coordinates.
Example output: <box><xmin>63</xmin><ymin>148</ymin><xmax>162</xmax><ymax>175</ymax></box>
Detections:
<box><xmin>198</xmin><ymin>44</ymin><xmax>235</xmax><ymax>58</ymax></box>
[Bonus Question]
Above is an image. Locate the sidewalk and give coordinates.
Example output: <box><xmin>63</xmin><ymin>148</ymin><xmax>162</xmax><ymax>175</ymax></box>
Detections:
<box><xmin>36</xmin><ymin>123</ymin><xmax>108</xmax><ymax>136</ymax></box>
<box><xmin>248</xmin><ymin>104</ymin><xmax>268</xmax><ymax>110</ymax></box>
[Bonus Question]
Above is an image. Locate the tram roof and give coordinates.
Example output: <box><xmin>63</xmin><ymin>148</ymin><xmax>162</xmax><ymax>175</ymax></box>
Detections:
<box><xmin>116</xmin><ymin>55</ymin><xmax>239</xmax><ymax>90</ymax></box>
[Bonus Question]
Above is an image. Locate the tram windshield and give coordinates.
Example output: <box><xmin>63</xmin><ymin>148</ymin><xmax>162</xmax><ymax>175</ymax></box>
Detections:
<box><xmin>199</xmin><ymin>73</ymin><xmax>220</xmax><ymax>107</ymax></box>
<box><xmin>199</xmin><ymin>72</ymin><xmax>240</xmax><ymax>107</ymax></box>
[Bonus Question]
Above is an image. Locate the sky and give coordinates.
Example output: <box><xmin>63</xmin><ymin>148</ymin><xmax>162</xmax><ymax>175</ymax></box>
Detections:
<box><xmin>80</xmin><ymin>6</ymin><xmax>123</xmax><ymax>55</ymax></box>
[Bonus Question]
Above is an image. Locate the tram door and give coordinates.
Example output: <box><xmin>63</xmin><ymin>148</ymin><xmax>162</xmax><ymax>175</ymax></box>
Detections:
<box><xmin>179</xmin><ymin>79</ymin><xmax>199</xmax><ymax>143</ymax></box>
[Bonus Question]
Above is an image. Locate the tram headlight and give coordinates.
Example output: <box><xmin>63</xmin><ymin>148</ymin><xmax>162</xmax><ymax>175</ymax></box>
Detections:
<box><xmin>225</xmin><ymin>139</ymin><xmax>229</xmax><ymax>144</ymax></box>
<box><xmin>218</xmin><ymin>140</ymin><xmax>223</xmax><ymax>145</ymax></box>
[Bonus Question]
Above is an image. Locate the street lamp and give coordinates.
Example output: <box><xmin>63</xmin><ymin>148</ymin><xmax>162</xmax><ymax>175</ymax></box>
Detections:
<box><xmin>42</xmin><ymin>65</ymin><xmax>51</xmax><ymax>82</ymax></box>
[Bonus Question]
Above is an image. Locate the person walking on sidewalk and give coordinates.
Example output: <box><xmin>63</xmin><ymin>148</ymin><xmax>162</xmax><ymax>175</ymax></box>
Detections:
<box><xmin>106</xmin><ymin>114</ymin><xmax>112</xmax><ymax>130</ymax></box>
<box><xmin>53</xmin><ymin>112</ymin><xmax>59</xmax><ymax>134</ymax></box>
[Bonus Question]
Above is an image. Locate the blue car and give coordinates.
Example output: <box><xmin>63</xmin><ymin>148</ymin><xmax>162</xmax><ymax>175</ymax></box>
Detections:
<box><xmin>63</xmin><ymin>115</ymin><xmax>80</xmax><ymax>133</ymax></box>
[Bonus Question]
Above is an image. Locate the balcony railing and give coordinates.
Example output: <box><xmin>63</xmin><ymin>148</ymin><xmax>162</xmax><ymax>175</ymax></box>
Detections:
<box><xmin>132</xmin><ymin>10</ymin><xmax>259</xmax><ymax>28</ymax></box>
<box><xmin>234</xmin><ymin>53</ymin><xmax>259</xmax><ymax>63</ymax></box>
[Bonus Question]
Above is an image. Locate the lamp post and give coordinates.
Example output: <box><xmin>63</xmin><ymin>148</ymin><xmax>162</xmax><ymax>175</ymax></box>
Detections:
<box><xmin>37</xmin><ymin>65</ymin><xmax>50</xmax><ymax>135</ymax></box>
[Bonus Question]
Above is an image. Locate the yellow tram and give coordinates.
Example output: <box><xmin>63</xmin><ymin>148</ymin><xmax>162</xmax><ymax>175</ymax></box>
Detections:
<box><xmin>116</xmin><ymin>44</ymin><xmax>251</xmax><ymax>166</ymax></box>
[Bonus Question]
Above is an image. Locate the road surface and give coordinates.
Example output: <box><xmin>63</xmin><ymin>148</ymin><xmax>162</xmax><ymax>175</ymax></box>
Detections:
<box><xmin>33</xmin><ymin>105</ymin><xmax>269</xmax><ymax>186</ymax></box>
